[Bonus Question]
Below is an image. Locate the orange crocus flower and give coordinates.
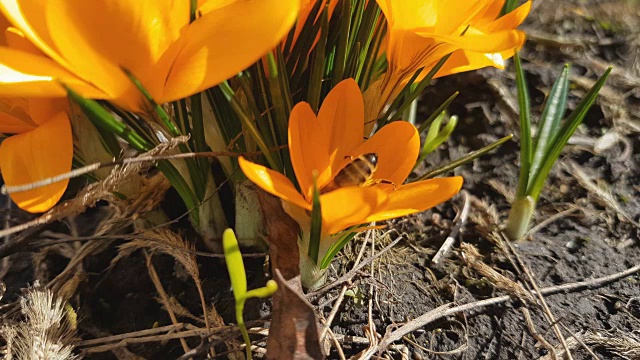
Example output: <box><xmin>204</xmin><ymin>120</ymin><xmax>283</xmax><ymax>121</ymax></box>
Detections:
<box><xmin>0</xmin><ymin>14</ymin><xmax>72</xmax><ymax>213</ymax></box>
<box><xmin>0</xmin><ymin>0</ymin><xmax>299</xmax><ymax>111</ymax></box>
<box><xmin>239</xmin><ymin>79</ymin><xmax>462</xmax><ymax>251</ymax></box>
<box><xmin>366</xmin><ymin>0</ymin><xmax>531</xmax><ymax>121</ymax></box>
<box><xmin>0</xmin><ymin>98</ymin><xmax>71</xmax><ymax>213</ymax></box>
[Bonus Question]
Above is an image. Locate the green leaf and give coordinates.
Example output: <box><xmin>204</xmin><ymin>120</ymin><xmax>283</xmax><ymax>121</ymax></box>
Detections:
<box><xmin>320</xmin><ymin>231</ymin><xmax>357</xmax><ymax>269</ymax></box>
<box><xmin>527</xmin><ymin>67</ymin><xmax>611</xmax><ymax>200</ymax></box>
<box><xmin>502</xmin><ymin>0</ymin><xmax>520</xmax><ymax>15</ymax></box>
<box><xmin>331</xmin><ymin>0</ymin><xmax>351</xmax><ymax>86</ymax></box>
<box><xmin>379</xmin><ymin>53</ymin><xmax>452</xmax><ymax>127</ymax></box>
<box><xmin>420</xmin><ymin>114</ymin><xmax>458</xmax><ymax>159</ymax></box>
<box><xmin>156</xmin><ymin>161</ymin><xmax>201</xmax><ymax>224</ymax></box>
<box><xmin>121</xmin><ymin>68</ymin><xmax>181</xmax><ymax>137</ymax></box>
<box><xmin>219</xmin><ymin>81</ymin><xmax>281</xmax><ymax>171</ymax></box>
<box><xmin>307</xmin><ymin>6</ymin><xmax>329</xmax><ymax>112</ymax></box>
<box><xmin>417</xmin><ymin>92</ymin><xmax>459</xmax><ymax>135</ymax></box>
<box><xmin>416</xmin><ymin>134</ymin><xmax>513</xmax><ymax>181</ymax></box>
<box><xmin>358</xmin><ymin>18</ymin><xmax>385</xmax><ymax>89</ymax></box>
<box><xmin>308</xmin><ymin>175</ymin><xmax>323</xmax><ymax>265</ymax></box>
<box><xmin>529</xmin><ymin>64</ymin><xmax>570</xmax><ymax>182</ymax></box>
<box><xmin>65</xmin><ymin>86</ymin><xmax>151</xmax><ymax>152</ymax></box>
<box><xmin>514</xmin><ymin>53</ymin><xmax>532</xmax><ymax>198</ymax></box>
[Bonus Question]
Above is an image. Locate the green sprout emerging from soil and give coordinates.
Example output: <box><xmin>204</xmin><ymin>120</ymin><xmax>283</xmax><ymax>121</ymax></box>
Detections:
<box><xmin>505</xmin><ymin>53</ymin><xmax>612</xmax><ymax>240</ymax></box>
<box><xmin>222</xmin><ymin>228</ymin><xmax>277</xmax><ymax>359</ymax></box>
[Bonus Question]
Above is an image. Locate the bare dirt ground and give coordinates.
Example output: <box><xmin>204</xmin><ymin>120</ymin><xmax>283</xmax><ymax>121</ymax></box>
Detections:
<box><xmin>1</xmin><ymin>0</ymin><xmax>639</xmax><ymax>359</ymax></box>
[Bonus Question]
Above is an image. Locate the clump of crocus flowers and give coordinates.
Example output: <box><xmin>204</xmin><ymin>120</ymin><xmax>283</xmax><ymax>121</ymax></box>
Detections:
<box><xmin>0</xmin><ymin>0</ymin><xmax>530</xmax><ymax>288</ymax></box>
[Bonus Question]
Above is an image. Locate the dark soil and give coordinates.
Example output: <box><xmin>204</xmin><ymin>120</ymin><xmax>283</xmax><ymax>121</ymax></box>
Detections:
<box><xmin>1</xmin><ymin>0</ymin><xmax>639</xmax><ymax>359</ymax></box>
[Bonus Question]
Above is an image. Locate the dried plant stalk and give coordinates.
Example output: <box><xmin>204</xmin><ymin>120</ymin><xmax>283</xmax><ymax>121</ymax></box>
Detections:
<box><xmin>1</xmin><ymin>284</ymin><xmax>79</xmax><ymax>360</ymax></box>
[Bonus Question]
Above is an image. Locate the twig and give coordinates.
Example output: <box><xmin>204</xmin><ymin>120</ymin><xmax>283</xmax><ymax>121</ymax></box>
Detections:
<box><xmin>375</xmin><ymin>262</ymin><xmax>640</xmax><ymax>352</ymax></box>
<box><xmin>144</xmin><ymin>251</ymin><xmax>191</xmax><ymax>354</ymax></box>
<box><xmin>320</xmin><ymin>230</ymin><xmax>373</xmax><ymax>342</ymax></box>
<box><xmin>503</xmin><ymin>239</ymin><xmax>574</xmax><ymax>360</ymax></box>
<box><xmin>560</xmin><ymin>324</ymin><xmax>601</xmax><ymax>360</ymax></box>
<box><xmin>432</xmin><ymin>191</ymin><xmax>470</xmax><ymax>266</ymax></box>
<box><xmin>526</xmin><ymin>207</ymin><xmax>583</xmax><ymax>237</ymax></box>
<box><xmin>307</xmin><ymin>234</ymin><xmax>403</xmax><ymax>297</ymax></box>
<box><xmin>1</xmin><ymin>146</ymin><xmax>287</xmax><ymax>195</ymax></box>
<box><xmin>521</xmin><ymin>307</ymin><xmax>557</xmax><ymax>359</ymax></box>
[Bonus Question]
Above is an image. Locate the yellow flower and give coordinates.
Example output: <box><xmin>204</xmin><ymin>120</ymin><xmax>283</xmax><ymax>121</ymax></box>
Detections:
<box><xmin>0</xmin><ymin>98</ymin><xmax>72</xmax><ymax>213</ymax></box>
<box><xmin>366</xmin><ymin>0</ymin><xmax>531</xmax><ymax>121</ymax></box>
<box><xmin>0</xmin><ymin>0</ymin><xmax>299</xmax><ymax>111</ymax></box>
<box><xmin>239</xmin><ymin>79</ymin><xmax>462</xmax><ymax>238</ymax></box>
<box><xmin>0</xmin><ymin>14</ymin><xmax>72</xmax><ymax>213</ymax></box>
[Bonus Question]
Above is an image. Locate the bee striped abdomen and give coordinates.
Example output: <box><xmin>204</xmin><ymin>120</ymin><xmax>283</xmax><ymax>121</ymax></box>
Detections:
<box><xmin>321</xmin><ymin>153</ymin><xmax>378</xmax><ymax>193</ymax></box>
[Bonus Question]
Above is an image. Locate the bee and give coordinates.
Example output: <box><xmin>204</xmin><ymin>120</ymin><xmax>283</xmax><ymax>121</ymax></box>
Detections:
<box><xmin>321</xmin><ymin>153</ymin><xmax>393</xmax><ymax>193</ymax></box>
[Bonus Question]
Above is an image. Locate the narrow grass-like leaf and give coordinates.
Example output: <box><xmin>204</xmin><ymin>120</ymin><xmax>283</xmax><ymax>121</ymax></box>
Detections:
<box><xmin>514</xmin><ymin>53</ymin><xmax>532</xmax><ymax>198</ymax></box>
<box><xmin>93</xmin><ymin>124</ymin><xmax>123</xmax><ymax>158</ymax></box>
<box><xmin>320</xmin><ymin>231</ymin><xmax>357</xmax><ymax>269</ymax></box>
<box><xmin>65</xmin><ymin>87</ymin><xmax>151</xmax><ymax>152</ymax></box>
<box><xmin>308</xmin><ymin>175</ymin><xmax>323</xmax><ymax>265</ymax></box>
<box><xmin>529</xmin><ymin>65</ymin><xmax>570</xmax><ymax>182</ymax></box>
<box><xmin>417</xmin><ymin>92</ymin><xmax>459</xmax><ymax>134</ymax></box>
<box><xmin>331</xmin><ymin>0</ymin><xmax>351</xmax><ymax>87</ymax></box>
<box><xmin>121</xmin><ymin>68</ymin><xmax>181</xmax><ymax>137</ymax></box>
<box><xmin>219</xmin><ymin>81</ymin><xmax>280</xmax><ymax>170</ymax></box>
<box><xmin>308</xmin><ymin>7</ymin><xmax>329</xmax><ymax>112</ymax></box>
<box><xmin>156</xmin><ymin>161</ymin><xmax>201</xmax><ymax>223</ymax></box>
<box><xmin>380</xmin><ymin>53</ymin><xmax>452</xmax><ymax>127</ymax></box>
<box><xmin>503</xmin><ymin>0</ymin><xmax>520</xmax><ymax>15</ymax></box>
<box><xmin>359</xmin><ymin>19</ymin><xmax>385</xmax><ymax>88</ymax></box>
<box><xmin>527</xmin><ymin>67</ymin><xmax>611</xmax><ymax>200</ymax></box>
<box><xmin>190</xmin><ymin>0</ymin><xmax>198</xmax><ymax>21</ymax></box>
<box><xmin>416</xmin><ymin>134</ymin><xmax>513</xmax><ymax>180</ymax></box>
<box><xmin>205</xmin><ymin>86</ymin><xmax>240</xmax><ymax>150</ymax></box>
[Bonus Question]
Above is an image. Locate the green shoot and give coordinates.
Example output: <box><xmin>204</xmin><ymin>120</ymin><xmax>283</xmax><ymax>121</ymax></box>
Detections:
<box><xmin>416</xmin><ymin>113</ymin><xmax>458</xmax><ymax>166</ymax></box>
<box><xmin>505</xmin><ymin>54</ymin><xmax>611</xmax><ymax>240</ymax></box>
<box><xmin>223</xmin><ymin>229</ymin><xmax>278</xmax><ymax>360</ymax></box>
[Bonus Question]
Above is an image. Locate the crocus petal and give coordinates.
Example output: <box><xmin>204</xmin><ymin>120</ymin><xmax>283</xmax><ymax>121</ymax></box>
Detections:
<box><xmin>475</xmin><ymin>1</ymin><xmax>531</xmax><ymax>34</ymax></box>
<box><xmin>161</xmin><ymin>0</ymin><xmax>299</xmax><ymax>102</ymax></box>
<box><xmin>366</xmin><ymin>176</ymin><xmax>463</xmax><ymax>223</ymax></box>
<box><xmin>350</xmin><ymin>121</ymin><xmax>420</xmax><ymax>187</ymax></box>
<box><xmin>0</xmin><ymin>11</ymin><xmax>10</xmax><ymax>45</ymax></box>
<box><xmin>289</xmin><ymin>101</ymin><xmax>330</xmax><ymax>199</ymax></box>
<box><xmin>238</xmin><ymin>156</ymin><xmax>310</xmax><ymax>211</ymax></box>
<box><xmin>0</xmin><ymin>111</ymin><xmax>72</xmax><ymax>212</ymax></box>
<box><xmin>434</xmin><ymin>0</ymin><xmax>492</xmax><ymax>35</ymax></box>
<box><xmin>0</xmin><ymin>97</ymin><xmax>35</xmax><ymax>133</ymax></box>
<box><xmin>419</xmin><ymin>30</ymin><xmax>526</xmax><ymax>54</ymax></box>
<box><xmin>27</xmin><ymin>98</ymin><xmax>68</xmax><ymax>126</ymax></box>
<box><xmin>44</xmin><ymin>0</ymin><xmax>188</xmax><ymax>108</ymax></box>
<box><xmin>435</xmin><ymin>47</ymin><xmax>517</xmax><ymax>78</ymax></box>
<box><xmin>474</xmin><ymin>0</ymin><xmax>506</xmax><ymax>26</ymax></box>
<box><xmin>316</xmin><ymin>79</ymin><xmax>365</xmax><ymax>181</ymax></box>
<box><xmin>320</xmin><ymin>186</ymin><xmax>388</xmax><ymax>235</ymax></box>
<box><xmin>0</xmin><ymin>47</ymin><xmax>106</xmax><ymax>98</ymax></box>
<box><xmin>289</xmin><ymin>79</ymin><xmax>365</xmax><ymax>198</ymax></box>
<box><xmin>0</xmin><ymin>0</ymin><xmax>67</xmax><ymax>68</ymax></box>
<box><xmin>5</xmin><ymin>26</ymin><xmax>40</xmax><ymax>54</ymax></box>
